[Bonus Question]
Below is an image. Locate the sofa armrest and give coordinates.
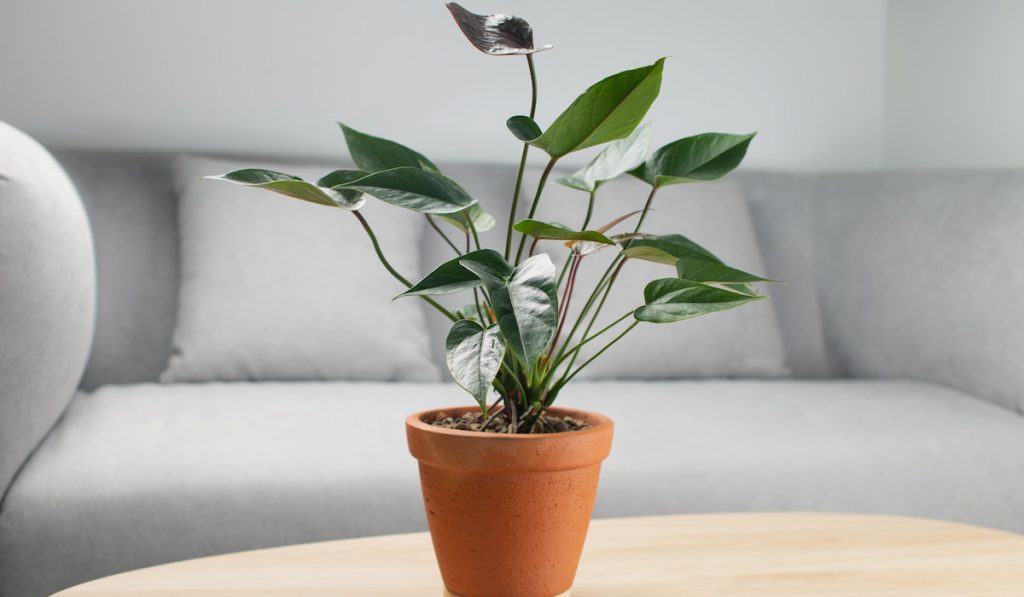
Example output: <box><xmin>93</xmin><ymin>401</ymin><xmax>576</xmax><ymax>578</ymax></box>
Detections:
<box><xmin>0</xmin><ymin>122</ymin><xmax>95</xmax><ymax>501</ymax></box>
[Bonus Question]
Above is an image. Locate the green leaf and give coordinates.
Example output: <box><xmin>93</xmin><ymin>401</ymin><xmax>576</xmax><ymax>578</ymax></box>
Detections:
<box><xmin>632</xmin><ymin>132</ymin><xmax>755</xmax><ymax>187</ymax></box>
<box><xmin>634</xmin><ymin>278</ymin><xmax>763</xmax><ymax>323</ymax></box>
<box><xmin>337</xmin><ymin>123</ymin><xmax>440</xmax><ymax>174</ymax></box>
<box><xmin>622</xmin><ymin>234</ymin><xmax>721</xmax><ymax>264</ymax></box>
<box><xmin>461</xmin><ymin>254</ymin><xmax>558</xmax><ymax>372</ymax></box>
<box><xmin>334</xmin><ymin>167</ymin><xmax>476</xmax><ymax>214</ymax></box>
<box><xmin>455</xmin><ymin>303</ymin><xmax>493</xmax><ymax>324</ymax></box>
<box><xmin>446</xmin><ymin>320</ymin><xmax>506</xmax><ymax>408</ymax></box>
<box><xmin>555</xmin><ymin>123</ymin><xmax>653</xmax><ymax>192</ymax></box>
<box><xmin>435</xmin><ymin>202</ymin><xmax>497</xmax><ymax>233</ymax></box>
<box><xmin>512</xmin><ymin>219</ymin><xmax>616</xmax><ymax>245</ymax></box>
<box><xmin>316</xmin><ymin>169</ymin><xmax>372</xmax><ymax>205</ymax></box>
<box><xmin>397</xmin><ymin>249</ymin><xmax>512</xmax><ymax>298</ymax></box>
<box><xmin>207</xmin><ymin>169</ymin><xmax>365</xmax><ymax>210</ymax></box>
<box><xmin>530</xmin><ymin>58</ymin><xmax>665</xmax><ymax>158</ymax></box>
<box><xmin>622</xmin><ymin>234</ymin><xmax>775</xmax><ymax>285</ymax></box>
<box><xmin>507</xmin><ymin>116</ymin><xmax>542</xmax><ymax>143</ymax></box>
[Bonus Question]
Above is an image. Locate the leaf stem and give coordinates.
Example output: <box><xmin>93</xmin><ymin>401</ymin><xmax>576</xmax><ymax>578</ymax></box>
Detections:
<box><xmin>353</xmin><ymin>211</ymin><xmax>456</xmax><ymax>322</ymax></box>
<box><xmin>514</xmin><ymin>157</ymin><xmax>558</xmax><ymax>264</ymax></box>
<box><xmin>551</xmin><ymin>310</ymin><xmax>632</xmax><ymax>371</ymax></box>
<box><xmin>558</xmin><ymin>321</ymin><xmax>639</xmax><ymax>389</ymax></box>
<box><xmin>582</xmin><ymin>190</ymin><xmax>597</xmax><ymax>230</ymax></box>
<box><xmin>426</xmin><ymin>214</ymin><xmax>461</xmax><ymax>255</ymax></box>
<box><xmin>548</xmin><ymin>255</ymin><xmax>581</xmax><ymax>359</ymax></box>
<box><xmin>503</xmin><ymin>54</ymin><xmax>540</xmax><ymax>260</ymax></box>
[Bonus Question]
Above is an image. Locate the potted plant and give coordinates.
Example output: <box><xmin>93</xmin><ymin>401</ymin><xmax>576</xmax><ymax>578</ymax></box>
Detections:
<box><xmin>212</xmin><ymin>4</ymin><xmax>769</xmax><ymax>595</ymax></box>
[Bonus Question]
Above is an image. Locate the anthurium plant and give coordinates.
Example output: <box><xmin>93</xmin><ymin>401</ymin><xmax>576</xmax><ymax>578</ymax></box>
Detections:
<box><xmin>213</xmin><ymin>3</ymin><xmax>773</xmax><ymax>433</ymax></box>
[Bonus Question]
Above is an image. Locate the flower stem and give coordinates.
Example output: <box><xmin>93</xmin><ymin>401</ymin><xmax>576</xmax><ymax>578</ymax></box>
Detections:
<box><xmin>503</xmin><ymin>54</ymin><xmax>540</xmax><ymax>260</ymax></box>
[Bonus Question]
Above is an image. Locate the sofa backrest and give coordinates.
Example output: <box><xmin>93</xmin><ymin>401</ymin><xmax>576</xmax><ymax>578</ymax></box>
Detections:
<box><xmin>812</xmin><ymin>171</ymin><xmax>1024</xmax><ymax>414</ymax></box>
<box><xmin>52</xmin><ymin>148</ymin><xmax>1024</xmax><ymax>414</ymax></box>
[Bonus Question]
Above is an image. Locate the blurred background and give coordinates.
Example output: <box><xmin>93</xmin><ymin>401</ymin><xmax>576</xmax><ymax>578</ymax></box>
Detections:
<box><xmin>2</xmin><ymin>0</ymin><xmax>1021</xmax><ymax>171</ymax></box>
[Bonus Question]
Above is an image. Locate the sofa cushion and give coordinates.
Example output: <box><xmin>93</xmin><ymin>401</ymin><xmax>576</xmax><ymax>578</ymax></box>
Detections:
<box><xmin>815</xmin><ymin>171</ymin><xmax>1024</xmax><ymax>413</ymax></box>
<box><xmin>161</xmin><ymin>156</ymin><xmax>440</xmax><ymax>383</ymax></box>
<box><xmin>531</xmin><ymin>173</ymin><xmax>788</xmax><ymax>379</ymax></box>
<box><xmin>3</xmin><ymin>380</ymin><xmax>1023</xmax><ymax>596</ymax></box>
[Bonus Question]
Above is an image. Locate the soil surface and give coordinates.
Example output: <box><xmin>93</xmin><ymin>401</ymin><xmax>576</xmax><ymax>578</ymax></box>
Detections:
<box><xmin>429</xmin><ymin>410</ymin><xmax>590</xmax><ymax>434</ymax></box>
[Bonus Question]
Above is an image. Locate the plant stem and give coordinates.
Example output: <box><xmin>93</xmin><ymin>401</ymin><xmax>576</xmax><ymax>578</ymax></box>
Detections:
<box><xmin>634</xmin><ymin>185</ymin><xmax>658</xmax><ymax>233</ymax></box>
<box><xmin>558</xmin><ymin>321</ymin><xmax>639</xmax><ymax>388</ymax></box>
<box><xmin>503</xmin><ymin>54</ymin><xmax>539</xmax><ymax>260</ymax></box>
<box><xmin>551</xmin><ymin>310</ymin><xmax>632</xmax><ymax>370</ymax></box>
<box><xmin>426</xmin><ymin>215</ymin><xmax>461</xmax><ymax>255</ymax></box>
<box><xmin>582</xmin><ymin>190</ymin><xmax>597</xmax><ymax>230</ymax></box>
<box><xmin>514</xmin><ymin>157</ymin><xmax>558</xmax><ymax>264</ymax></box>
<box><xmin>353</xmin><ymin>211</ymin><xmax>456</xmax><ymax>322</ymax></box>
<box><xmin>467</xmin><ymin>216</ymin><xmax>482</xmax><ymax>251</ymax></box>
<box><xmin>563</xmin><ymin>257</ymin><xmax>627</xmax><ymax>371</ymax></box>
<box><xmin>548</xmin><ymin>255</ymin><xmax>581</xmax><ymax>359</ymax></box>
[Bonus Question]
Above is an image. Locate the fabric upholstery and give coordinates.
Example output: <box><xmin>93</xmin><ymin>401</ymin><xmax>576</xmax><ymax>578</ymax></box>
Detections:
<box><xmin>815</xmin><ymin>171</ymin><xmax>1024</xmax><ymax>413</ymax></box>
<box><xmin>734</xmin><ymin>171</ymin><xmax>832</xmax><ymax>377</ymax></box>
<box><xmin>3</xmin><ymin>380</ymin><xmax>1023</xmax><ymax>596</ymax></box>
<box><xmin>0</xmin><ymin>122</ymin><xmax>95</xmax><ymax>502</ymax></box>
<box><xmin>51</xmin><ymin>150</ymin><xmax>180</xmax><ymax>390</ymax></box>
<box><xmin>531</xmin><ymin>173</ymin><xmax>788</xmax><ymax>379</ymax></box>
<box><xmin>161</xmin><ymin>156</ymin><xmax>440</xmax><ymax>382</ymax></box>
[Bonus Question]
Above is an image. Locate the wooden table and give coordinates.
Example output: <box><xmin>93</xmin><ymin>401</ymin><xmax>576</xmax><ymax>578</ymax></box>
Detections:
<box><xmin>54</xmin><ymin>513</ymin><xmax>1024</xmax><ymax>596</ymax></box>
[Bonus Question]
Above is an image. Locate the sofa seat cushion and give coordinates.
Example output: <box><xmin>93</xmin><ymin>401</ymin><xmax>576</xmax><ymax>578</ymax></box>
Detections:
<box><xmin>3</xmin><ymin>380</ymin><xmax>1023</xmax><ymax>595</ymax></box>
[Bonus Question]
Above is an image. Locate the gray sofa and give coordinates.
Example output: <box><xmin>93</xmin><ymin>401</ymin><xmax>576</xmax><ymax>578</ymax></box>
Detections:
<box><xmin>2</xmin><ymin>122</ymin><xmax>1024</xmax><ymax>596</ymax></box>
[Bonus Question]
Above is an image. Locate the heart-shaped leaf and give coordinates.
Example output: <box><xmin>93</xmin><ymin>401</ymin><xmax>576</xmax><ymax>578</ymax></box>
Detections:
<box><xmin>634</xmin><ymin>278</ymin><xmax>763</xmax><ymax>323</ymax></box>
<box><xmin>334</xmin><ymin>167</ymin><xmax>476</xmax><ymax>214</ymax></box>
<box><xmin>446</xmin><ymin>2</ymin><xmax>552</xmax><ymax>56</ymax></box>
<box><xmin>435</xmin><ymin>202</ymin><xmax>497</xmax><ymax>233</ymax></box>
<box><xmin>631</xmin><ymin>132</ymin><xmax>755</xmax><ymax>187</ymax></box>
<box><xmin>338</xmin><ymin>123</ymin><xmax>439</xmax><ymax>174</ymax></box>
<box><xmin>555</xmin><ymin>123</ymin><xmax>653</xmax><ymax>192</ymax></box>
<box><xmin>507</xmin><ymin>115</ymin><xmax>543</xmax><ymax>143</ymax></box>
<box><xmin>513</xmin><ymin>219</ymin><xmax>616</xmax><ymax>245</ymax></box>
<box><xmin>446</xmin><ymin>319</ymin><xmax>506</xmax><ymax>407</ymax></box>
<box><xmin>462</xmin><ymin>254</ymin><xmax>557</xmax><ymax>372</ymax></box>
<box><xmin>207</xmin><ymin>169</ymin><xmax>365</xmax><ymax>210</ymax></box>
<box><xmin>622</xmin><ymin>234</ymin><xmax>775</xmax><ymax>285</ymax></box>
<box><xmin>398</xmin><ymin>249</ymin><xmax>512</xmax><ymax>298</ymax></box>
<box><xmin>530</xmin><ymin>58</ymin><xmax>665</xmax><ymax>159</ymax></box>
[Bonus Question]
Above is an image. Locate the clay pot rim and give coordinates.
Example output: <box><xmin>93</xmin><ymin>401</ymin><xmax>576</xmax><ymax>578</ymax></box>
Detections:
<box><xmin>406</xmin><ymin>405</ymin><xmax>613</xmax><ymax>441</ymax></box>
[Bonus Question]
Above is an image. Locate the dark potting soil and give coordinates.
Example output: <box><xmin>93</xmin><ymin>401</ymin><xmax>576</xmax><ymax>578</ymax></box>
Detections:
<box><xmin>429</xmin><ymin>410</ymin><xmax>590</xmax><ymax>434</ymax></box>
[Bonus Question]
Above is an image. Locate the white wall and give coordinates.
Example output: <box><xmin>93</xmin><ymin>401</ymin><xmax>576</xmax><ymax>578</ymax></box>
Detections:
<box><xmin>0</xmin><ymin>0</ymin><xmax>887</xmax><ymax>171</ymax></box>
<box><xmin>885</xmin><ymin>0</ymin><xmax>1024</xmax><ymax>168</ymax></box>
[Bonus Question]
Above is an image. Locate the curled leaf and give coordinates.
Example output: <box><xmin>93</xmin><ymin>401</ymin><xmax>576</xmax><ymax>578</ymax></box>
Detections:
<box><xmin>513</xmin><ymin>219</ymin><xmax>616</xmax><ymax>245</ymax></box>
<box><xmin>207</xmin><ymin>169</ymin><xmax>365</xmax><ymax>210</ymax></box>
<box><xmin>507</xmin><ymin>115</ymin><xmax>542</xmax><ymax>143</ymax></box>
<box><xmin>446</xmin><ymin>2</ymin><xmax>552</xmax><ymax>56</ymax></box>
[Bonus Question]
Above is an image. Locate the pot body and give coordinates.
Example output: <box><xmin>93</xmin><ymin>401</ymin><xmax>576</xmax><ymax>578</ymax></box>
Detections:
<box><xmin>406</xmin><ymin>406</ymin><xmax>614</xmax><ymax>597</ymax></box>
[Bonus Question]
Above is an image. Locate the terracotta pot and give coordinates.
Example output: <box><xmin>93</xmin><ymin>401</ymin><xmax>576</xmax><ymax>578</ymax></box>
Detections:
<box><xmin>406</xmin><ymin>406</ymin><xmax>614</xmax><ymax>597</ymax></box>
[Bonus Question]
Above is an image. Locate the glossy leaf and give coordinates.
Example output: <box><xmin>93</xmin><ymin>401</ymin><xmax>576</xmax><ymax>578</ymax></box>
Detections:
<box><xmin>565</xmin><ymin>210</ymin><xmax>644</xmax><ymax>253</ymax></box>
<box><xmin>556</xmin><ymin>123</ymin><xmax>653</xmax><ymax>192</ymax></box>
<box><xmin>334</xmin><ymin>167</ymin><xmax>476</xmax><ymax>214</ymax></box>
<box><xmin>446</xmin><ymin>320</ymin><xmax>506</xmax><ymax>407</ymax></box>
<box><xmin>513</xmin><ymin>219</ymin><xmax>616</xmax><ymax>245</ymax></box>
<box><xmin>622</xmin><ymin>234</ymin><xmax>774</xmax><ymax>285</ymax></box>
<box><xmin>531</xmin><ymin>58</ymin><xmax>665</xmax><ymax>158</ymax></box>
<box><xmin>455</xmin><ymin>302</ymin><xmax>493</xmax><ymax>324</ymax></box>
<box><xmin>446</xmin><ymin>2</ymin><xmax>552</xmax><ymax>56</ymax></box>
<box><xmin>507</xmin><ymin>115</ymin><xmax>542</xmax><ymax>142</ymax></box>
<box><xmin>338</xmin><ymin>123</ymin><xmax>439</xmax><ymax>174</ymax></box>
<box><xmin>317</xmin><ymin>169</ymin><xmax>371</xmax><ymax>205</ymax></box>
<box><xmin>435</xmin><ymin>202</ymin><xmax>497</xmax><ymax>233</ymax></box>
<box><xmin>634</xmin><ymin>278</ymin><xmax>763</xmax><ymax>323</ymax></box>
<box><xmin>207</xmin><ymin>169</ymin><xmax>365</xmax><ymax>210</ymax></box>
<box><xmin>462</xmin><ymin>254</ymin><xmax>557</xmax><ymax>371</ymax></box>
<box><xmin>632</xmin><ymin>132</ymin><xmax>755</xmax><ymax>187</ymax></box>
<box><xmin>398</xmin><ymin>249</ymin><xmax>512</xmax><ymax>298</ymax></box>
<box><xmin>621</xmin><ymin>233</ymin><xmax>721</xmax><ymax>264</ymax></box>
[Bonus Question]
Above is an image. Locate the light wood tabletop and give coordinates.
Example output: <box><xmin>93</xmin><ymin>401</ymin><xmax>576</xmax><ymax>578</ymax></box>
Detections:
<box><xmin>54</xmin><ymin>512</ymin><xmax>1024</xmax><ymax>596</ymax></box>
